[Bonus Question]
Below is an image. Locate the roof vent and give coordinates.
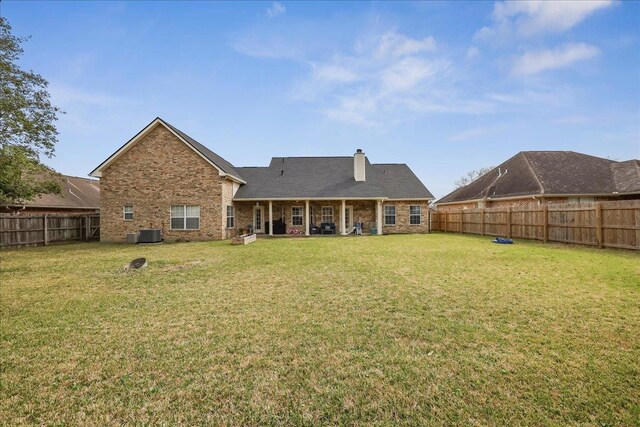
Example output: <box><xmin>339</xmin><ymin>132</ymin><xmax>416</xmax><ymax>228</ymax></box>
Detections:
<box><xmin>280</xmin><ymin>170</ymin><xmax>284</xmax><ymax>176</ymax></box>
<box><xmin>354</xmin><ymin>149</ymin><xmax>366</xmax><ymax>182</ymax></box>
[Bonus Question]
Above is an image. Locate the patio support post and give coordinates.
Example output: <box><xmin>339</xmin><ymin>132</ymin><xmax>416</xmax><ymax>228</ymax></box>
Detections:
<box><xmin>341</xmin><ymin>199</ymin><xmax>346</xmax><ymax>235</ymax></box>
<box><xmin>268</xmin><ymin>200</ymin><xmax>273</xmax><ymax>236</ymax></box>
<box><xmin>377</xmin><ymin>200</ymin><xmax>383</xmax><ymax>235</ymax></box>
<box><xmin>305</xmin><ymin>200</ymin><xmax>310</xmax><ymax>236</ymax></box>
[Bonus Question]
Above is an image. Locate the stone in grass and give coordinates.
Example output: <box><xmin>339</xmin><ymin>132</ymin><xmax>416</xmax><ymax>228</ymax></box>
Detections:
<box><xmin>124</xmin><ymin>257</ymin><xmax>148</xmax><ymax>271</ymax></box>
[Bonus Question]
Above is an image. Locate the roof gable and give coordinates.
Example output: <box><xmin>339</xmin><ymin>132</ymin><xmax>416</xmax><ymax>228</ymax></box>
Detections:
<box><xmin>89</xmin><ymin>118</ymin><xmax>244</xmax><ymax>183</ymax></box>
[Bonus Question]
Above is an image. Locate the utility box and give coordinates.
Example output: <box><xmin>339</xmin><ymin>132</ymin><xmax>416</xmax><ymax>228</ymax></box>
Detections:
<box><xmin>139</xmin><ymin>229</ymin><xmax>162</xmax><ymax>243</ymax></box>
<box><xmin>126</xmin><ymin>233</ymin><xmax>139</xmax><ymax>244</ymax></box>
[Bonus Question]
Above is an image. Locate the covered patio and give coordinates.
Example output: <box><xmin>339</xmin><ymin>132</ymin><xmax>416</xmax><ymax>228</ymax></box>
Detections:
<box><xmin>233</xmin><ymin>199</ymin><xmax>385</xmax><ymax>236</ymax></box>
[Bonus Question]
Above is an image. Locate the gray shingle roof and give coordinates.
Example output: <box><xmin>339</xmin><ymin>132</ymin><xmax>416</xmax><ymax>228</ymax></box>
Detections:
<box><xmin>437</xmin><ymin>151</ymin><xmax>640</xmax><ymax>204</ymax></box>
<box><xmin>3</xmin><ymin>175</ymin><xmax>99</xmax><ymax>209</ymax></box>
<box><xmin>160</xmin><ymin>119</ymin><xmax>245</xmax><ymax>182</ymax></box>
<box><xmin>234</xmin><ymin>157</ymin><xmax>433</xmax><ymax>200</ymax></box>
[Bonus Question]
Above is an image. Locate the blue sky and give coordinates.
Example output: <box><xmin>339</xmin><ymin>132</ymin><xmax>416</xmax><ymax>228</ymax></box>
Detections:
<box><xmin>3</xmin><ymin>0</ymin><xmax>639</xmax><ymax>198</ymax></box>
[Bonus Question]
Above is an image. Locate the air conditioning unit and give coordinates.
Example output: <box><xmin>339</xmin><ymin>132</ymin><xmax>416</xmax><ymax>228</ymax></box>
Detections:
<box><xmin>126</xmin><ymin>233</ymin><xmax>139</xmax><ymax>244</ymax></box>
<box><xmin>138</xmin><ymin>229</ymin><xmax>162</xmax><ymax>243</ymax></box>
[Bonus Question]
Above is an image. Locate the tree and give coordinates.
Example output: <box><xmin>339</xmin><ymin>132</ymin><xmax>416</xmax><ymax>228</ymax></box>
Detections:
<box><xmin>454</xmin><ymin>166</ymin><xmax>495</xmax><ymax>188</ymax></box>
<box><xmin>0</xmin><ymin>17</ymin><xmax>62</xmax><ymax>204</ymax></box>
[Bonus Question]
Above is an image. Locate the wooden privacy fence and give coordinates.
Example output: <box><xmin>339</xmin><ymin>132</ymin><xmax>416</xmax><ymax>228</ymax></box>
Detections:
<box><xmin>0</xmin><ymin>214</ymin><xmax>100</xmax><ymax>249</ymax></box>
<box><xmin>431</xmin><ymin>200</ymin><xmax>640</xmax><ymax>251</ymax></box>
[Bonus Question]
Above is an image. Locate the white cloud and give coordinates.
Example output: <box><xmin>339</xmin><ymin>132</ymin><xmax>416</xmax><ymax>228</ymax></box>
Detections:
<box><xmin>267</xmin><ymin>2</ymin><xmax>286</xmax><ymax>18</ymax></box>
<box><xmin>476</xmin><ymin>0</ymin><xmax>616</xmax><ymax>41</ymax></box>
<box><xmin>313</xmin><ymin>64</ymin><xmax>359</xmax><ymax>83</ymax></box>
<box><xmin>466</xmin><ymin>46</ymin><xmax>480</xmax><ymax>60</ymax></box>
<box><xmin>235</xmin><ymin>27</ymin><xmax>497</xmax><ymax>127</ymax></box>
<box><xmin>375</xmin><ymin>31</ymin><xmax>436</xmax><ymax>59</ymax></box>
<box><xmin>380</xmin><ymin>57</ymin><xmax>446</xmax><ymax>93</ymax></box>
<box><xmin>512</xmin><ymin>43</ymin><xmax>600</xmax><ymax>75</ymax></box>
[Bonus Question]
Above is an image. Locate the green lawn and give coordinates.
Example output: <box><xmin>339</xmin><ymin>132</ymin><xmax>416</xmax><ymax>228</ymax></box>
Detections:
<box><xmin>1</xmin><ymin>234</ymin><xmax>639</xmax><ymax>425</ymax></box>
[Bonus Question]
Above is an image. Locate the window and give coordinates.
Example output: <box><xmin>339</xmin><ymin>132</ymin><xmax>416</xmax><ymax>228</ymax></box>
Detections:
<box><xmin>123</xmin><ymin>205</ymin><xmax>133</xmax><ymax>220</ymax></box>
<box><xmin>226</xmin><ymin>205</ymin><xmax>234</xmax><ymax>228</ymax></box>
<box><xmin>292</xmin><ymin>206</ymin><xmax>303</xmax><ymax>226</ymax></box>
<box><xmin>321</xmin><ymin>206</ymin><xmax>333</xmax><ymax>224</ymax></box>
<box><xmin>384</xmin><ymin>205</ymin><xmax>396</xmax><ymax>225</ymax></box>
<box><xmin>409</xmin><ymin>205</ymin><xmax>421</xmax><ymax>225</ymax></box>
<box><xmin>171</xmin><ymin>205</ymin><xmax>200</xmax><ymax>230</ymax></box>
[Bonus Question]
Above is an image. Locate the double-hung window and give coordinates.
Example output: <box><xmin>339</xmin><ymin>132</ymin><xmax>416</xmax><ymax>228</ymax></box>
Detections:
<box><xmin>321</xmin><ymin>206</ymin><xmax>333</xmax><ymax>224</ymax></box>
<box><xmin>123</xmin><ymin>205</ymin><xmax>133</xmax><ymax>220</ymax></box>
<box><xmin>409</xmin><ymin>205</ymin><xmax>421</xmax><ymax>225</ymax></box>
<box><xmin>291</xmin><ymin>207</ymin><xmax>303</xmax><ymax>226</ymax></box>
<box><xmin>226</xmin><ymin>205</ymin><xmax>234</xmax><ymax>228</ymax></box>
<box><xmin>384</xmin><ymin>205</ymin><xmax>396</xmax><ymax>226</ymax></box>
<box><xmin>171</xmin><ymin>205</ymin><xmax>200</xmax><ymax>230</ymax></box>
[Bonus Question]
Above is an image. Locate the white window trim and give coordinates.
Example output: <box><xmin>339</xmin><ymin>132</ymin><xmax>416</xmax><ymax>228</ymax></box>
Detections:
<box><xmin>123</xmin><ymin>205</ymin><xmax>133</xmax><ymax>221</ymax></box>
<box><xmin>226</xmin><ymin>205</ymin><xmax>235</xmax><ymax>229</ymax></box>
<box><xmin>321</xmin><ymin>206</ymin><xmax>334</xmax><ymax>224</ymax></box>
<box><xmin>291</xmin><ymin>206</ymin><xmax>303</xmax><ymax>226</ymax></box>
<box><xmin>409</xmin><ymin>205</ymin><xmax>421</xmax><ymax>225</ymax></box>
<box><xmin>170</xmin><ymin>205</ymin><xmax>201</xmax><ymax>231</ymax></box>
<box><xmin>384</xmin><ymin>205</ymin><xmax>396</xmax><ymax>226</ymax></box>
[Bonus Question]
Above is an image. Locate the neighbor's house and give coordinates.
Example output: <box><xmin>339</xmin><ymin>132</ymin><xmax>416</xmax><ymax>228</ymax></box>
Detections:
<box><xmin>90</xmin><ymin>118</ymin><xmax>434</xmax><ymax>242</ymax></box>
<box><xmin>1</xmin><ymin>175</ymin><xmax>100</xmax><ymax>215</ymax></box>
<box><xmin>436</xmin><ymin>151</ymin><xmax>640</xmax><ymax>211</ymax></box>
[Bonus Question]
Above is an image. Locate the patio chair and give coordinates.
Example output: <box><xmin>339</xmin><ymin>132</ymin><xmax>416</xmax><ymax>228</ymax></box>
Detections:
<box><xmin>320</xmin><ymin>223</ymin><xmax>336</xmax><ymax>234</ymax></box>
<box><xmin>355</xmin><ymin>221</ymin><xmax>363</xmax><ymax>236</ymax></box>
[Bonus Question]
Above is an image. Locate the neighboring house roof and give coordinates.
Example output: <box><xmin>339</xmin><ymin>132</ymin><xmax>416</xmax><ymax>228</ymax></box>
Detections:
<box><xmin>90</xmin><ymin>117</ymin><xmax>245</xmax><ymax>183</ymax></box>
<box><xmin>234</xmin><ymin>156</ymin><xmax>434</xmax><ymax>200</ymax></box>
<box><xmin>3</xmin><ymin>175</ymin><xmax>100</xmax><ymax>210</ymax></box>
<box><xmin>437</xmin><ymin>151</ymin><xmax>640</xmax><ymax>204</ymax></box>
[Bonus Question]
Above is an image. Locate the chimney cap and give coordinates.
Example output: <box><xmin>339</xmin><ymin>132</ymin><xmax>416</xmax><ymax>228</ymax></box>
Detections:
<box><xmin>356</xmin><ymin>149</ymin><xmax>363</xmax><ymax>154</ymax></box>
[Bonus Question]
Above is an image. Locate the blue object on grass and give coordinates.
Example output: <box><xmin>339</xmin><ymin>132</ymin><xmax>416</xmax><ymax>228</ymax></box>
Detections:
<box><xmin>493</xmin><ymin>237</ymin><xmax>513</xmax><ymax>244</ymax></box>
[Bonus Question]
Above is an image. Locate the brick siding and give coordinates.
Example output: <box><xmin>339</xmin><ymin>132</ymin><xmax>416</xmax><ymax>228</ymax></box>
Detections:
<box><xmin>100</xmin><ymin>125</ymin><xmax>233</xmax><ymax>242</ymax></box>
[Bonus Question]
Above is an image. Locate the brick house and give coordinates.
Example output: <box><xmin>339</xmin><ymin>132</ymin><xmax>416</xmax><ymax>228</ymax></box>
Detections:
<box><xmin>90</xmin><ymin>118</ymin><xmax>434</xmax><ymax>242</ymax></box>
<box><xmin>436</xmin><ymin>151</ymin><xmax>640</xmax><ymax>211</ymax></box>
<box><xmin>1</xmin><ymin>174</ymin><xmax>99</xmax><ymax>215</ymax></box>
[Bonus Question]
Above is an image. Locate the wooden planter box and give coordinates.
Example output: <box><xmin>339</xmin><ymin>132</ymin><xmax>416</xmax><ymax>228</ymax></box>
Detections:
<box><xmin>232</xmin><ymin>233</ymin><xmax>256</xmax><ymax>245</ymax></box>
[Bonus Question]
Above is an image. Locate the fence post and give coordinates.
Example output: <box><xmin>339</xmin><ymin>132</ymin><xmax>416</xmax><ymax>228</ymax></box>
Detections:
<box><xmin>595</xmin><ymin>202</ymin><xmax>603</xmax><ymax>249</ymax></box>
<box><xmin>85</xmin><ymin>216</ymin><xmax>90</xmax><ymax>241</ymax></box>
<box><xmin>461</xmin><ymin>210</ymin><xmax>465</xmax><ymax>234</ymax></box>
<box><xmin>444</xmin><ymin>212</ymin><xmax>448</xmax><ymax>233</ymax></box>
<box><xmin>506</xmin><ymin>207</ymin><xmax>512</xmax><ymax>238</ymax></box>
<box><xmin>43</xmin><ymin>215</ymin><xmax>48</xmax><ymax>246</ymax></box>
<box><xmin>480</xmin><ymin>209</ymin><xmax>485</xmax><ymax>236</ymax></box>
<box><xmin>543</xmin><ymin>205</ymin><xmax>548</xmax><ymax>243</ymax></box>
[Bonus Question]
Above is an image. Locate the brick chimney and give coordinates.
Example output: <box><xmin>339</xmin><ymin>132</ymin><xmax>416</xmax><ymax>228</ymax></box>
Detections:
<box><xmin>354</xmin><ymin>149</ymin><xmax>365</xmax><ymax>182</ymax></box>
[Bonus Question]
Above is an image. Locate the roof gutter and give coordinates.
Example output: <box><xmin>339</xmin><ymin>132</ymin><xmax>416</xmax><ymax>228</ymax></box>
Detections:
<box><xmin>233</xmin><ymin>197</ymin><xmax>391</xmax><ymax>202</ymax></box>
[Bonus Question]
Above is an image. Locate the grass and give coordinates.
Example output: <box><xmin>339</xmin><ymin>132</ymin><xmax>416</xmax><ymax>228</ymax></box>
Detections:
<box><xmin>1</xmin><ymin>234</ymin><xmax>639</xmax><ymax>426</ymax></box>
